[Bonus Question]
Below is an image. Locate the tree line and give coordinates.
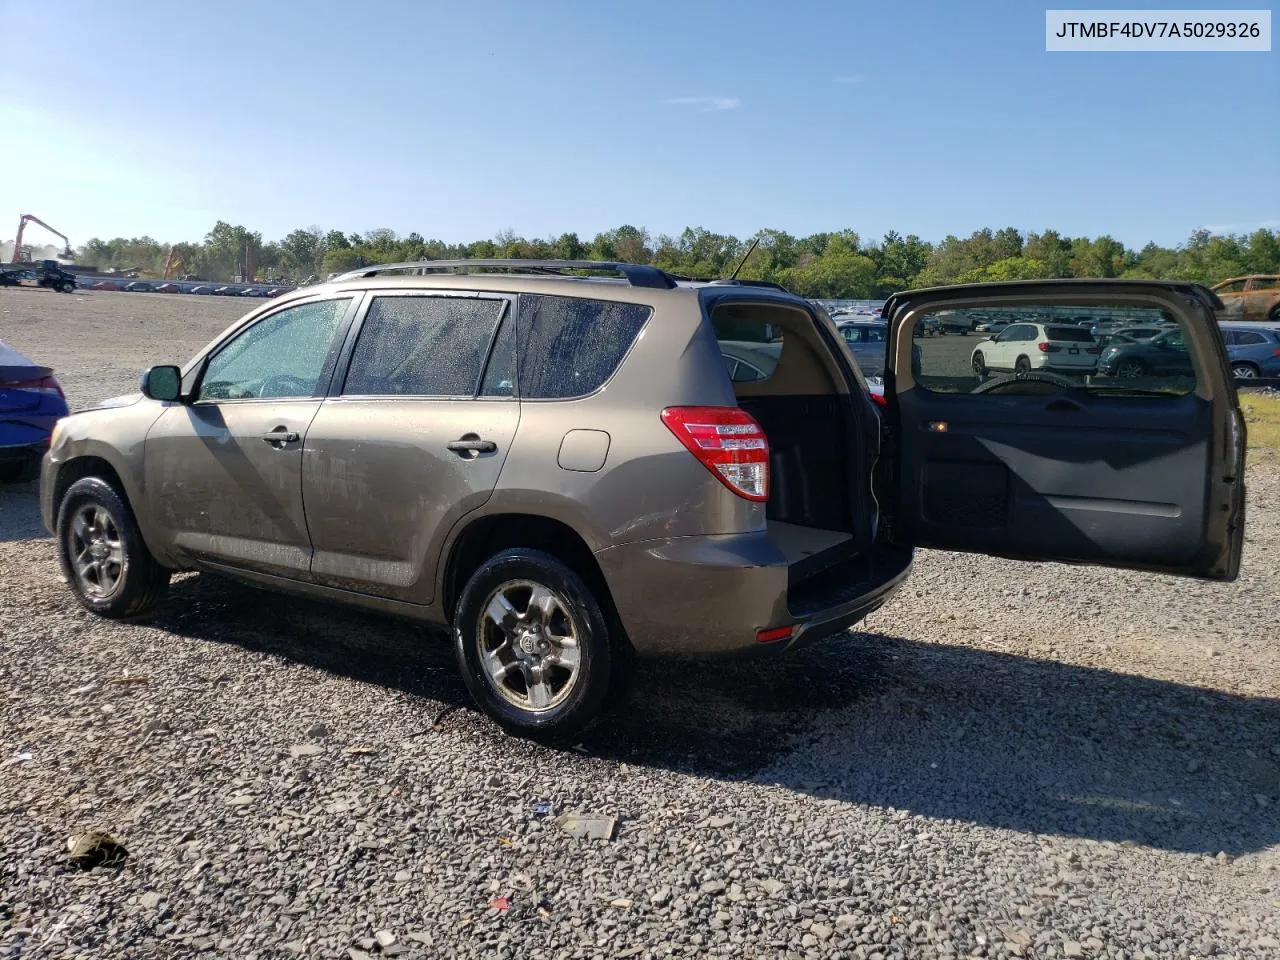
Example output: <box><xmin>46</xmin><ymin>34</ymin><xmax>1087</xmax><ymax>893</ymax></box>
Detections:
<box><xmin>75</xmin><ymin>222</ymin><xmax>1280</xmax><ymax>297</ymax></box>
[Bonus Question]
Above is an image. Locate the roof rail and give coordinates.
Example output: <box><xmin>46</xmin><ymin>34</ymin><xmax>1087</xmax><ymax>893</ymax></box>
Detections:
<box><xmin>329</xmin><ymin>259</ymin><xmax>677</xmax><ymax>290</ymax></box>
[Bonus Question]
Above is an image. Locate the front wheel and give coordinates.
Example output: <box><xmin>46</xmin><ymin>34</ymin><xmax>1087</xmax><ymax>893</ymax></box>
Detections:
<box><xmin>971</xmin><ymin>351</ymin><xmax>987</xmax><ymax>378</ymax></box>
<box><xmin>1232</xmin><ymin>362</ymin><xmax>1259</xmax><ymax>380</ymax></box>
<box><xmin>1014</xmin><ymin>356</ymin><xmax>1031</xmax><ymax>377</ymax></box>
<box><xmin>59</xmin><ymin>281</ymin><xmax>76</xmax><ymax>293</ymax></box>
<box><xmin>57</xmin><ymin>477</ymin><xmax>170</xmax><ymax>618</ymax></box>
<box><xmin>1115</xmin><ymin>359</ymin><xmax>1147</xmax><ymax>379</ymax></box>
<box><xmin>454</xmin><ymin>548</ymin><xmax>617</xmax><ymax>740</ymax></box>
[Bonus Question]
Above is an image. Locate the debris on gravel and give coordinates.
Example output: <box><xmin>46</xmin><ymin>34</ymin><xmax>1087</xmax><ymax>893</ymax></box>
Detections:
<box><xmin>1</xmin><ymin>290</ymin><xmax>1278</xmax><ymax>958</ymax></box>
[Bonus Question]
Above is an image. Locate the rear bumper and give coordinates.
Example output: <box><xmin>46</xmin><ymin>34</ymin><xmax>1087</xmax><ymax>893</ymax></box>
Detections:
<box><xmin>594</xmin><ymin>532</ymin><xmax>913</xmax><ymax>657</ymax></box>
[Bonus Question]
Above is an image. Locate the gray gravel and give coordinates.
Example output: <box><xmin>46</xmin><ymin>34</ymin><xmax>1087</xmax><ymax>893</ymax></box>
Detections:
<box><xmin>1</xmin><ymin>289</ymin><xmax>1278</xmax><ymax>959</ymax></box>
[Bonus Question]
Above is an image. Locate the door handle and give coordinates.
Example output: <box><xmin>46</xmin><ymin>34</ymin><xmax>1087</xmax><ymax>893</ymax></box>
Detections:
<box><xmin>261</xmin><ymin>429</ymin><xmax>300</xmax><ymax>444</ymax></box>
<box><xmin>447</xmin><ymin>438</ymin><xmax>497</xmax><ymax>455</ymax></box>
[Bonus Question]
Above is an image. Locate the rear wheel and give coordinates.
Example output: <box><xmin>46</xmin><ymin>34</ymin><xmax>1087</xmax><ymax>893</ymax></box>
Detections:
<box><xmin>1014</xmin><ymin>356</ymin><xmax>1031</xmax><ymax>377</ymax></box>
<box><xmin>454</xmin><ymin>548</ymin><xmax>616</xmax><ymax>740</ymax></box>
<box><xmin>1115</xmin><ymin>359</ymin><xmax>1147</xmax><ymax>379</ymax></box>
<box><xmin>1231</xmin><ymin>361</ymin><xmax>1259</xmax><ymax>380</ymax></box>
<box><xmin>56</xmin><ymin>477</ymin><xmax>169</xmax><ymax>618</ymax></box>
<box><xmin>971</xmin><ymin>351</ymin><xmax>987</xmax><ymax>378</ymax></box>
<box><xmin>58</xmin><ymin>281</ymin><xmax>76</xmax><ymax>293</ymax></box>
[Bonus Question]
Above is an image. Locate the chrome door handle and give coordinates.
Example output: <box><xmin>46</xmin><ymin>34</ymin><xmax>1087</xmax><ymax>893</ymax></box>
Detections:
<box><xmin>447</xmin><ymin>438</ymin><xmax>497</xmax><ymax>454</ymax></box>
<box><xmin>261</xmin><ymin>429</ymin><xmax>300</xmax><ymax>444</ymax></box>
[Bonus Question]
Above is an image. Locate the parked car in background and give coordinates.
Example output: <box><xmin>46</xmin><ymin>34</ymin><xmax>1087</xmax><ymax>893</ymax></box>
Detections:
<box><xmin>190</xmin><ymin>285</ymin><xmax>215</xmax><ymax>295</ymax></box>
<box><xmin>1</xmin><ymin>340</ymin><xmax>69</xmax><ymax>482</ymax></box>
<box><xmin>837</xmin><ymin>320</ymin><xmax>891</xmax><ymax>376</ymax></box>
<box><xmin>1212</xmin><ymin>275</ymin><xmax>1280</xmax><ymax>324</ymax></box>
<box><xmin>91</xmin><ymin>280</ymin><xmax>122</xmax><ymax>292</ymax></box>
<box><xmin>153</xmin><ymin>283</ymin><xmax>181</xmax><ymax>293</ymax></box>
<box><xmin>970</xmin><ymin>322</ymin><xmax>1101</xmax><ymax>377</ymax></box>
<box><xmin>1095</xmin><ymin>326</ymin><xmax>1193</xmax><ymax>380</ymax></box>
<box><xmin>123</xmin><ymin>281</ymin><xmax>153</xmax><ymax>293</ymax></box>
<box><xmin>1220</xmin><ymin>322</ymin><xmax>1280</xmax><ymax>379</ymax></box>
<box><xmin>213</xmin><ymin>286</ymin><xmax>239</xmax><ymax>296</ymax></box>
<box><xmin>0</xmin><ymin>269</ymin><xmax>39</xmax><ymax>288</ymax></box>
<box><xmin>719</xmin><ymin>340</ymin><xmax>782</xmax><ymax>383</ymax></box>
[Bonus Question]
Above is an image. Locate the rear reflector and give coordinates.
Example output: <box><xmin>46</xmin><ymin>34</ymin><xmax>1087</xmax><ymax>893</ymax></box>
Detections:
<box><xmin>756</xmin><ymin>625</ymin><xmax>794</xmax><ymax>644</ymax></box>
<box><xmin>661</xmin><ymin>406</ymin><xmax>769</xmax><ymax>501</ymax></box>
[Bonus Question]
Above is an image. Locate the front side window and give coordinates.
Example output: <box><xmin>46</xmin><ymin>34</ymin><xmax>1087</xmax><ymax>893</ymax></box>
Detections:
<box><xmin>517</xmin><ymin>295</ymin><xmax>652</xmax><ymax>399</ymax></box>
<box><xmin>343</xmin><ymin>295</ymin><xmax>506</xmax><ymax>398</ymax></box>
<box><xmin>200</xmin><ymin>298</ymin><xmax>351</xmax><ymax>401</ymax></box>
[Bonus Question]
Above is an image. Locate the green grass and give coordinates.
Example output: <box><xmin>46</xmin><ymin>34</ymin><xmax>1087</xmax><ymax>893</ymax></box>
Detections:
<box><xmin>1240</xmin><ymin>392</ymin><xmax>1280</xmax><ymax>451</ymax></box>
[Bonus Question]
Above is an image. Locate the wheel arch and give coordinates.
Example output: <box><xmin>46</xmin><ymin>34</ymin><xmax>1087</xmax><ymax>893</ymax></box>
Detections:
<box><xmin>441</xmin><ymin>513</ymin><xmax>624</xmax><ymax>639</ymax></box>
<box><xmin>51</xmin><ymin>451</ymin><xmax>174</xmax><ymax>567</ymax></box>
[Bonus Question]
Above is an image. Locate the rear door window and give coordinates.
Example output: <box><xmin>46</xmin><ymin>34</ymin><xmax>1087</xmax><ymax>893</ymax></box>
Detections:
<box><xmin>343</xmin><ymin>295</ymin><xmax>506</xmax><ymax>397</ymax></box>
<box><xmin>516</xmin><ymin>295</ymin><xmax>652</xmax><ymax>399</ymax></box>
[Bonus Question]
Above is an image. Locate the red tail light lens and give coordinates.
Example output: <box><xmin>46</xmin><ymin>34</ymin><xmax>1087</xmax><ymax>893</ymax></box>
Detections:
<box><xmin>661</xmin><ymin>406</ymin><xmax>769</xmax><ymax>502</ymax></box>
<box><xmin>869</xmin><ymin>390</ymin><xmax>887</xmax><ymax>407</ymax></box>
<box><xmin>1038</xmin><ymin>342</ymin><xmax>1061</xmax><ymax>353</ymax></box>
<box><xmin>2</xmin><ymin>375</ymin><xmax>65</xmax><ymax>399</ymax></box>
<box><xmin>1273</xmin><ymin>348</ymin><xmax>1280</xmax><ymax>357</ymax></box>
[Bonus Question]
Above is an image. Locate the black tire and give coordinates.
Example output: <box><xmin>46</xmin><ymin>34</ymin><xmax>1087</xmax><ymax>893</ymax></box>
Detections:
<box><xmin>56</xmin><ymin>476</ymin><xmax>169</xmax><ymax>618</ymax></box>
<box><xmin>1115</xmin><ymin>359</ymin><xmax>1146</xmax><ymax>379</ymax></box>
<box><xmin>59</xmin><ymin>281</ymin><xmax>76</xmax><ymax>293</ymax></box>
<box><xmin>1269</xmin><ymin>305</ymin><xmax>1280</xmax><ymax>325</ymax></box>
<box><xmin>454</xmin><ymin>547</ymin><xmax>616</xmax><ymax>740</ymax></box>
<box><xmin>1014</xmin><ymin>356</ymin><xmax>1031</xmax><ymax>377</ymax></box>
<box><xmin>971</xmin><ymin>351</ymin><xmax>987</xmax><ymax>378</ymax></box>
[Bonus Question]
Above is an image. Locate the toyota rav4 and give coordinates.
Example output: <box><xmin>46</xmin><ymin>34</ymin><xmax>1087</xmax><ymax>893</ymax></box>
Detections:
<box><xmin>41</xmin><ymin>262</ymin><xmax>1247</xmax><ymax>737</ymax></box>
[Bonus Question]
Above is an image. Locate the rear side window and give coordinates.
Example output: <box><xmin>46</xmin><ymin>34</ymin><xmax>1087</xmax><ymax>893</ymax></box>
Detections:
<box><xmin>343</xmin><ymin>295</ymin><xmax>505</xmax><ymax>397</ymax></box>
<box><xmin>516</xmin><ymin>294</ymin><xmax>651</xmax><ymax>399</ymax></box>
<box><xmin>1233</xmin><ymin>330</ymin><xmax>1267</xmax><ymax>345</ymax></box>
<box><xmin>1045</xmin><ymin>326</ymin><xmax>1094</xmax><ymax>342</ymax></box>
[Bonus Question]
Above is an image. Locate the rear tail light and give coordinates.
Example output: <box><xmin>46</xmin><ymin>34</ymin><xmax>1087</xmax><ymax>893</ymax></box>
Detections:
<box><xmin>1038</xmin><ymin>342</ymin><xmax>1061</xmax><ymax>353</ymax></box>
<box><xmin>661</xmin><ymin>406</ymin><xmax>769</xmax><ymax>502</ymax></box>
<box><xmin>869</xmin><ymin>391</ymin><xmax>887</xmax><ymax>407</ymax></box>
<box><xmin>1273</xmin><ymin>348</ymin><xmax>1280</xmax><ymax>357</ymax></box>
<box><xmin>1</xmin><ymin>375</ymin><xmax>65</xmax><ymax>399</ymax></box>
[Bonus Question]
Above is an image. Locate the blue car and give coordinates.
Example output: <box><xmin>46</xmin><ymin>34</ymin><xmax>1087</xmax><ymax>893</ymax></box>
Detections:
<box><xmin>0</xmin><ymin>340</ymin><xmax>69</xmax><ymax>482</ymax></box>
<box><xmin>1220</xmin><ymin>322</ymin><xmax>1280</xmax><ymax>380</ymax></box>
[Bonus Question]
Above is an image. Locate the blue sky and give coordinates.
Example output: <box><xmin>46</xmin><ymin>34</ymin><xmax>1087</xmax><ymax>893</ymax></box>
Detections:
<box><xmin>2</xmin><ymin>0</ymin><xmax>1276</xmax><ymax>249</ymax></box>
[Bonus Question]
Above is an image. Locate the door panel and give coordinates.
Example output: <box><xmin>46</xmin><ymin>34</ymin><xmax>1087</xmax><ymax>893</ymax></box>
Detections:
<box><xmin>303</xmin><ymin>399</ymin><xmax>519</xmax><ymax>602</ymax></box>
<box><xmin>142</xmin><ymin>296</ymin><xmax>356</xmax><ymax>577</ymax></box>
<box><xmin>885</xmin><ymin>282</ymin><xmax>1245</xmax><ymax>581</ymax></box>
<box><xmin>145</xmin><ymin>400</ymin><xmax>322</xmax><ymax>577</ymax></box>
<box><xmin>301</xmin><ymin>290</ymin><xmax>518</xmax><ymax>604</ymax></box>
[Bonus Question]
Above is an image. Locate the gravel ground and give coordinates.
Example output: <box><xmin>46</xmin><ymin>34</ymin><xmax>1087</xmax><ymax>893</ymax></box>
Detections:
<box><xmin>1</xmin><ymin>289</ymin><xmax>1278</xmax><ymax>960</ymax></box>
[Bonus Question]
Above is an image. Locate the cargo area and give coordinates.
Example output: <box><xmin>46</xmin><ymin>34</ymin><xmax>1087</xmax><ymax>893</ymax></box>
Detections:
<box><xmin>709</xmin><ymin>299</ymin><xmax>874</xmax><ymax>584</ymax></box>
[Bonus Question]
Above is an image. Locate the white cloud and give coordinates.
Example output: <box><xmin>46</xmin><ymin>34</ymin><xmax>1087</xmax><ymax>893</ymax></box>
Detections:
<box><xmin>664</xmin><ymin>97</ymin><xmax>741</xmax><ymax>112</ymax></box>
<box><xmin>1198</xmin><ymin>218</ymin><xmax>1280</xmax><ymax>234</ymax></box>
<box><xmin>832</xmin><ymin>74</ymin><xmax>867</xmax><ymax>84</ymax></box>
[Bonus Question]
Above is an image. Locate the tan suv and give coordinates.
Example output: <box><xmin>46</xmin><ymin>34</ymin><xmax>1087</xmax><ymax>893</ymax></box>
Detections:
<box><xmin>40</xmin><ymin>262</ymin><xmax>1247</xmax><ymax>737</ymax></box>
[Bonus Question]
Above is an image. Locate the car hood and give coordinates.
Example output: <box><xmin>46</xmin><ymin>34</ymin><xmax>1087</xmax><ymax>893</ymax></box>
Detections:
<box><xmin>82</xmin><ymin>392</ymin><xmax>144</xmax><ymax>411</ymax></box>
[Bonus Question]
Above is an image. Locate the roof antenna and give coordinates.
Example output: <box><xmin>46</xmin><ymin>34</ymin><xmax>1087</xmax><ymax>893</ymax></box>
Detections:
<box><xmin>727</xmin><ymin>237</ymin><xmax>761</xmax><ymax>281</ymax></box>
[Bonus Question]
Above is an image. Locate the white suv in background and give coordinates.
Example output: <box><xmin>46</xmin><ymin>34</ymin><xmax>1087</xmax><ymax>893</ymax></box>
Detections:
<box><xmin>970</xmin><ymin>321</ymin><xmax>1101</xmax><ymax>378</ymax></box>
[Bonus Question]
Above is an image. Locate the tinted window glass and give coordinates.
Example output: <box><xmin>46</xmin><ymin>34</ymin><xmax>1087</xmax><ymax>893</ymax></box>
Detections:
<box><xmin>517</xmin><ymin>295</ymin><xmax>651</xmax><ymax>399</ymax></box>
<box><xmin>1234</xmin><ymin>330</ymin><xmax>1267</xmax><ymax>345</ymax></box>
<box><xmin>344</xmin><ymin>296</ymin><xmax>504</xmax><ymax>397</ymax></box>
<box><xmin>480</xmin><ymin>313</ymin><xmax>518</xmax><ymax>397</ymax></box>
<box><xmin>1249</xmin><ymin>277</ymin><xmax>1278</xmax><ymax>291</ymax></box>
<box><xmin>200</xmin><ymin>298</ymin><xmax>350</xmax><ymax>401</ymax></box>
<box><xmin>1046</xmin><ymin>326</ymin><xmax>1094</xmax><ymax>342</ymax></box>
<box><xmin>910</xmin><ymin>303</ymin><xmax>1195</xmax><ymax>398</ymax></box>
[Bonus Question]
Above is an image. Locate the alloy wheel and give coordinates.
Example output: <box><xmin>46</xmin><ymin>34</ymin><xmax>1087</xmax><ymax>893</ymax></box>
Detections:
<box><xmin>475</xmin><ymin>579</ymin><xmax>582</xmax><ymax>712</ymax></box>
<box><xmin>68</xmin><ymin>504</ymin><xmax>125</xmax><ymax>599</ymax></box>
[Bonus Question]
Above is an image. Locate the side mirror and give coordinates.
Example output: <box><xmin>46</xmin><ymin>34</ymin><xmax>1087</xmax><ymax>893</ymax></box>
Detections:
<box><xmin>140</xmin><ymin>365</ymin><xmax>183</xmax><ymax>402</ymax></box>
